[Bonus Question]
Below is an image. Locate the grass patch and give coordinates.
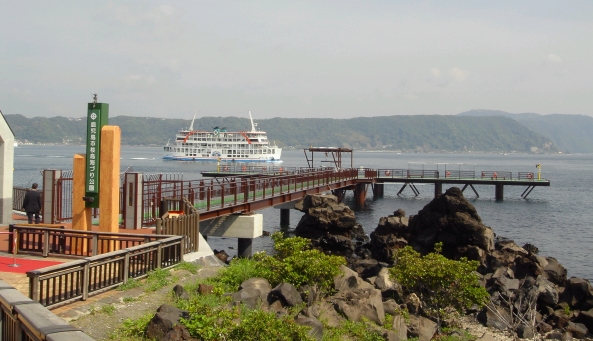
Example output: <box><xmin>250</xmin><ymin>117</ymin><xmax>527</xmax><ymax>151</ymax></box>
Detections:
<box><xmin>109</xmin><ymin>313</ymin><xmax>153</xmax><ymax>341</ymax></box>
<box><xmin>117</xmin><ymin>278</ymin><xmax>142</xmax><ymax>291</ymax></box>
<box><xmin>122</xmin><ymin>296</ymin><xmax>138</xmax><ymax>303</ymax></box>
<box><xmin>322</xmin><ymin>320</ymin><xmax>386</xmax><ymax>341</ymax></box>
<box><xmin>174</xmin><ymin>261</ymin><xmax>200</xmax><ymax>274</ymax></box>
<box><xmin>145</xmin><ymin>268</ymin><xmax>172</xmax><ymax>292</ymax></box>
<box><xmin>100</xmin><ymin>304</ymin><xmax>116</xmax><ymax>316</ymax></box>
<box><xmin>90</xmin><ymin>304</ymin><xmax>116</xmax><ymax>316</ymax></box>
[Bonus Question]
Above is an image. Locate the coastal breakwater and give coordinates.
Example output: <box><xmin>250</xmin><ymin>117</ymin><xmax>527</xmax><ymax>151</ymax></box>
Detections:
<box><xmin>291</xmin><ymin>189</ymin><xmax>593</xmax><ymax>337</ymax></box>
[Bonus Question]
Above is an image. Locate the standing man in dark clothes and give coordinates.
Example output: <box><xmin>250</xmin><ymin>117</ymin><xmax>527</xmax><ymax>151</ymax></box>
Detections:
<box><xmin>22</xmin><ymin>183</ymin><xmax>42</xmax><ymax>224</ymax></box>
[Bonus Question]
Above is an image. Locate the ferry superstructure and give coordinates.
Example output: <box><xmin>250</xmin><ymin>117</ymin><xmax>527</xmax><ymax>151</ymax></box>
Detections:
<box><xmin>163</xmin><ymin>112</ymin><xmax>282</xmax><ymax>162</ymax></box>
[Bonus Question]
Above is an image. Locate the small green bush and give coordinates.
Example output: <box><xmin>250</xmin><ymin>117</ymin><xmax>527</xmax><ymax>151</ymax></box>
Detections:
<box><xmin>322</xmin><ymin>319</ymin><xmax>386</xmax><ymax>341</ymax></box>
<box><xmin>182</xmin><ymin>304</ymin><xmax>238</xmax><ymax>340</ymax></box>
<box><xmin>210</xmin><ymin>257</ymin><xmax>262</xmax><ymax>292</ymax></box>
<box><xmin>253</xmin><ymin>232</ymin><xmax>346</xmax><ymax>291</ymax></box>
<box><xmin>390</xmin><ymin>243</ymin><xmax>489</xmax><ymax>328</ymax></box>
<box><xmin>228</xmin><ymin>309</ymin><xmax>314</xmax><ymax>341</ymax></box>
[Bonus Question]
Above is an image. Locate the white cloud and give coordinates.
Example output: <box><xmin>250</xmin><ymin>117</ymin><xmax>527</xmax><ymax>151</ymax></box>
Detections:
<box><xmin>109</xmin><ymin>3</ymin><xmax>177</xmax><ymax>26</ymax></box>
<box><xmin>431</xmin><ymin>68</ymin><xmax>441</xmax><ymax>78</ymax></box>
<box><xmin>124</xmin><ymin>74</ymin><xmax>156</xmax><ymax>85</ymax></box>
<box><xmin>548</xmin><ymin>53</ymin><xmax>562</xmax><ymax>63</ymax></box>
<box><xmin>450</xmin><ymin>67</ymin><xmax>469</xmax><ymax>81</ymax></box>
<box><xmin>159</xmin><ymin>5</ymin><xmax>175</xmax><ymax>16</ymax></box>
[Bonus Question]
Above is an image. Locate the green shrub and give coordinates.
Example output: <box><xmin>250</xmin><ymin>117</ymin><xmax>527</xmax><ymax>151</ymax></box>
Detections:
<box><xmin>390</xmin><ymin>243</ymin><xmax>489</xmax><ymax>328</ymax></box>
<box><xmin>228</xmin><ymin>309</ymin><xmax>314</xmax><ymax>341</ymax></box>
<box><xmin>210</xmin><ymin>257</ymin><xmax>263</xmax><ymax>292</ymax></box>
<box><xmin>181</xmin><ymin>304</ymin><xmax>238</xmax><ymax>340</ymax></box>
<box><xmin>322</xmin><ymin>319</ymin><xmax>385</xmax><ymax>341</ymax></box>
<box><xmin>253</xmin><ymin>232</ymin><xmax>346</xmax><ymax>291</ymax></box>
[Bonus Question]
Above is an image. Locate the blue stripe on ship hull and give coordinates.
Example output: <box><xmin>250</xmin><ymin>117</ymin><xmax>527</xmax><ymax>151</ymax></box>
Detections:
<box><xmin>163</xmin><ymin>156</ymin><xmax>282</xmax><ymax>163</ymax></box>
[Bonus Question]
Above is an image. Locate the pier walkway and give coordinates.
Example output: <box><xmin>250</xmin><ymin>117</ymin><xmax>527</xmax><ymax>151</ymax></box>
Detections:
<box><xmin>197</xmin><ymin>166</ymin><xmax>549</xmax><ymax>219</ymax></box>
<box><xmin>365</xmin><ymin>168</ymin><xmax>549</xmax><ymax>201</ymax></box>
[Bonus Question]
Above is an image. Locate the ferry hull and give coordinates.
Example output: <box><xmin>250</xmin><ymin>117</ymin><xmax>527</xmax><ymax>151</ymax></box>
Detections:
<box><xmin>163</xmin><ymin>112</ymin><xmax>282</xmax><ymax>162</ymax></box>
<box><xmin>163</xmin><ymin>155</ymin><xmax>282</xmax><ymax>162</ymax></box>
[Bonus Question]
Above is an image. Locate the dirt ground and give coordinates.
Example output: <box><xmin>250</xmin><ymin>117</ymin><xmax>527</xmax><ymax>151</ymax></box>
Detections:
<box><xmin>69</xmin><ymin>265</ymin><xmax>222</xmax><ymax>340</ymax></box>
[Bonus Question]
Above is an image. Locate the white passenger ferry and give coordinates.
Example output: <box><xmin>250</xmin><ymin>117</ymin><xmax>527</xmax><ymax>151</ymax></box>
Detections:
<box><xmin>163</xmin><ymin>112</ymin><xmax>282</xmax><ymax>162</ymax></box>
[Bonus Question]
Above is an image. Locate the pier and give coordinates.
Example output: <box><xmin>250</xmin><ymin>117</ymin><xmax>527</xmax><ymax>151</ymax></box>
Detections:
<box><xmin>366</xmin><ymin>168</ymin><xmax>549</xmax><ymax>201</ymax></box>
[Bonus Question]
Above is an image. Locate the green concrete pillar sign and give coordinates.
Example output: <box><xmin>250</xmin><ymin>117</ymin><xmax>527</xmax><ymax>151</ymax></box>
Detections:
<box><xmin>84</xmin><ymin>102</ymin><xmax>109</xmax><ymax>208</ymax></box>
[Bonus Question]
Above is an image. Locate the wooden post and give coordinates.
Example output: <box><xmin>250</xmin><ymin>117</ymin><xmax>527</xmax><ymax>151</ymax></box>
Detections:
<box><xmin>82</xmin><ymin>261</ymin><xmax>90</xmax><ymax>300</ymax></box>
<box><xmin>73</xmin><ymin>154</ymin><xmax>92</xmax><ymax>254</ymax></box>
<box><xmin>99</xmin><ymin>126</ymin><xmax>121</xmax><ymax>252</ymax></box>
<box><xmin>42</xmin><ymin>230</ymin><xmax>49</xmax><ymax>257</ymax></box>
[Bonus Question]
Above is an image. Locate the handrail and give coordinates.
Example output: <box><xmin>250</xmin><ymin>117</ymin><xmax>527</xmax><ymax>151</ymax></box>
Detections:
<box><xmin>0</xmin><ymin>279</ymin><xmax>95</xmax><ymax>340</ymax></box>
<box><xmin>145</xmin><ymin>167</ymin><xmax>357</xmax><ymax>222</ymax></box>
<box><xmin>10</xmin><ymin>225</ymin><xmax>171</xmax><ymax>258</ymax></box>
<box><xmin>375</xmin><ymin>169</ymin><xmax>540</xmax><ymax>181</ymax></box>
<box><xmin>27</xmin><ymin>235</ymin><xmax>183</xmax><ymax>308</ymax></box>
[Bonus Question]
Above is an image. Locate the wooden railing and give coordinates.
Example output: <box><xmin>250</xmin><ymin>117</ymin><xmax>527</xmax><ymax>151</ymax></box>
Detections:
<box><xmin>26</xmin><ymin>235</ymin><xmax>184</xmax><ymax>308</ymax></box>
<box><xmin>0</xmin><ymin>279</ymin><xmax>94</xmax><ymax>340</ymax></box>
<box><xmin>191</xmin><ymin>168</ymin><xmax>357</xmax><ymax>213</ymax></box>
<box><xmin>155</xmin><ymin>197</ymin><xmax>200</xmax><ymax>253</ymax></box>
<box><xmin>9</xmin><ymin>225</ymin><xmax>172</xmax><ymax>258</ymax></box>
<box><xmin>141</xmin><ymin>167</ymin><xmax>357</xmax><ymax>224</ymax></box>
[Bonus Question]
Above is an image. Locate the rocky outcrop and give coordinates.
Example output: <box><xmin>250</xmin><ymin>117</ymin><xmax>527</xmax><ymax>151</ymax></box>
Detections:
<box><xmin>365</xmin><ymin>187</ymin><xmax>592</xmax><ymax>339</ymax></box>
<box><xmin>142</xmin><ymin>187</ymin><xmax>593</xmax><ymax>340</ymax></box>
<box><xmin>294</xmin><ymin>194</ymin><xmax>367</xmax><ymax>256</ymax></box>
<box><xmin>370</xmin><ymin>187</ymin><xmax>494</xmax><ymax>264</ymax></box>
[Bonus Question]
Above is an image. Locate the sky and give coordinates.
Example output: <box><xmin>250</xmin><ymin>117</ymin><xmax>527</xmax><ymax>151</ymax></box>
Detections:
<box><xmin>1</xmin><ymin>1</ymin><xmax>592</xmax><ymax>119</ymax></box>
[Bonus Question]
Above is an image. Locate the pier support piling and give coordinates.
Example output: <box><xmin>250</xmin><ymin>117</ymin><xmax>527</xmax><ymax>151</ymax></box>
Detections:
<box><xmin>237</xmin><ymin>238</ymin><xmax>253</xmax><ymax>258</ymax></box>
<box><xmin>280</xmin><ymin>208</ymin><xmax>290</xmax><ymax>226</ymax></box>
<box><xmin>331</xmin><ymin>189</ymin><xmax>346</xmax><ymax>203</ymax></box>
<box><xmin>434</xmin><ymin>182</ymin><xmax>443</xmax><ymax>197</ymax></box>
<box><xmin>354</xmin><ymin>183</ymin><xmax>367</xmax><ymax>207</ymax></box>
<box><xmin>495</xmin><ymin>184</ymin><xmax>504</xmax><ymax>201</ymax></box>
<box><xmin>373</xmin><ymin>183</ymin><xmax>384</xmax><ymax>198</ymax></box>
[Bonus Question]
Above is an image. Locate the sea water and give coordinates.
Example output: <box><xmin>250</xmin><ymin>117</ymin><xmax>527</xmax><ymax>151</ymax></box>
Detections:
<box><xmin>13</xmin><ymin>145</ymin><xmax>593</xmax><ymax>281</ymax></box>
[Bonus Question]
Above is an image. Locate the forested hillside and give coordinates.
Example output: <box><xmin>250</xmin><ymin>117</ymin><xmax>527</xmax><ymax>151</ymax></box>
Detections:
<box><xmin>5</xmin><ymin>113</ymin><xmax>558</xmax><ymax>153</ymax></box>
<box><xmin>458</xmin><ymin>110</ymin><xmax>593</xmax><ymax>153</ymax></box>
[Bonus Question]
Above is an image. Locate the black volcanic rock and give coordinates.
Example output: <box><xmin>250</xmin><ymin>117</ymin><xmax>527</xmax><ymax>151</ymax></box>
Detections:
<box><xmin>369</xmin><ymin>187</ymin><xmax>494</xmax><ymax>264</ymax></box>
<box><xmin>294</xmin><ymin>194</ymin><xmax>367</xmax><ymax>256</ymax></box>
<box><xmin>408</xmin><ymin>187</ymin><xmax>494</xmax><ymax>256</ymax></box>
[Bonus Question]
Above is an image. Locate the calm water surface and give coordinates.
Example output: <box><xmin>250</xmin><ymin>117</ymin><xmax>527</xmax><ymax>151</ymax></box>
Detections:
<box><xmin>14</xmin><ymin>146</ymin><xmax>593</xmax><ymax>281</ymax></box>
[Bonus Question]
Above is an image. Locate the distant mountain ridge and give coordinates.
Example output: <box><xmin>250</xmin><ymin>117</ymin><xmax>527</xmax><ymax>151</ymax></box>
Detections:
<box><xmin>458</xmin><ymin>110</ymin><xmax>593</xmax><ymax>153</ymax></box>
<box><xmin>5</xmin><ymin>113</ymin><xmax>560</xmax><ymax>153</ymax></box>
